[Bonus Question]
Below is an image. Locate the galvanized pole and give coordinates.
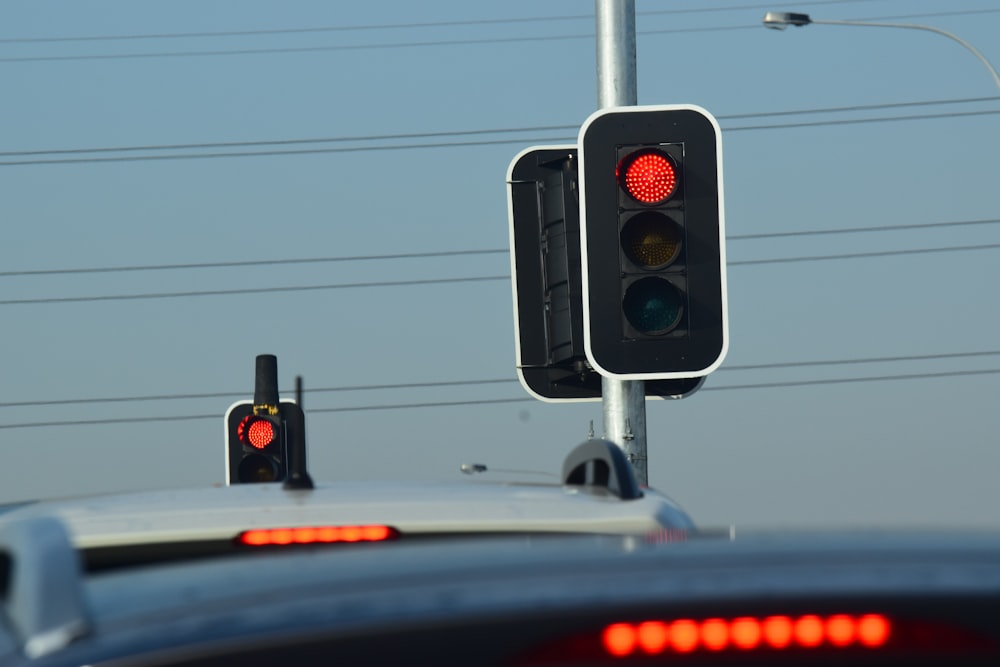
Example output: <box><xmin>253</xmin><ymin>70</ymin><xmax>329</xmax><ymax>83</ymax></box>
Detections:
<box><xmin>594</xmin><ymin>0</ymin><xmax>648</xmax><ymax>485</ymax></box>
<box><xmin>596</xmin><ymin>0</ymin><xmax>637</xmax><ymax>108</ymax></box>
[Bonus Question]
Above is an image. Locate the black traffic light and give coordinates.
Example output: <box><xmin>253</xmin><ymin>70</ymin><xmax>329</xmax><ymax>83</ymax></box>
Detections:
<box><xmin>578</xmin><ymin>105</ymin><xmax>727</xmax><ymax>379</ymax></box>
<box><xmin>507</xmin><ymin>145</ymin><xmax>705</xmax><ymax>401</ymax></box>
<box><xmin>226</xmin><ymin>401</ymin><xmax>286</xmax><ymax>484</ymax></box>
<box><xmin>225</xmin><ymin>354</ymin><xmax>305</xmax><ymax>484</ymax></box>
<box><xmin>507</xmin><ymin>145</ymin><xmax>593</xmax><ymax>401</ymax></box>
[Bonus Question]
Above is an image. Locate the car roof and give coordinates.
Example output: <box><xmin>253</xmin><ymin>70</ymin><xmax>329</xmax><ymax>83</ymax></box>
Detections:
<box><xmin>0</xmin><ymin>438</ymin><xmax>695</xmax><ymax>554</ymax></box>
<box><xmin>0</xmin><ymin>478</ymin><xmax>694</xmax><ymax>550</ymax></box>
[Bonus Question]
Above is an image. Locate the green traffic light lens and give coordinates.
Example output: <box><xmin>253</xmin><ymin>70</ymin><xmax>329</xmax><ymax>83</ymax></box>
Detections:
<box><xmin>623</xmin><ymin>277</ymin><xmax>684</xmax><ymax>335</ymax></box>
<box><xmin>621</xmin><ymin>212</ymin><xmax>682</xmax><ymax>270</ymax></box>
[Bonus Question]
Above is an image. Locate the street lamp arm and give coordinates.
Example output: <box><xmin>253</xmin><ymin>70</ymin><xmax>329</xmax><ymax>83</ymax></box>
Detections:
<box><xmin>809</xmin><ymin>19</ymin><xmax>1000</xmax><ymax>93</ymax></box>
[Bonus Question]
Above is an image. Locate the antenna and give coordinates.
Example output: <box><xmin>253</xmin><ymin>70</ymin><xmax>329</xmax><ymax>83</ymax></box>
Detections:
<box><xmin>253</xmin><ymin>354</ymin><xmax>279</xmax><ymax>408</ymax></box>
<box><xmin>283</xmin><ymin>375</ymin><xmax>314</xmax><ymax>490</ymax></box>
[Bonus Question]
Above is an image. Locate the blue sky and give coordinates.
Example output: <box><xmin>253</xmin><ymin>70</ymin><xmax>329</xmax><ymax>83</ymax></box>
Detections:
<box><xmin>2</xmin><ymin>0</ymin><xmax>999</xmax><ymax>530</ymax></box>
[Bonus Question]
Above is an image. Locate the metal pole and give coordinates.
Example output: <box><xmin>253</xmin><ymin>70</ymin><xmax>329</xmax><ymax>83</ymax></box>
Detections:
<box><xmin>595</xmin><ymin>0</ymin><xmax>637</xmax><ymax>107</ymax></box>
<box><xmin>594</xmin><ymin>0</ymin><xmax>648</xmax><ymax>485</ymax></box>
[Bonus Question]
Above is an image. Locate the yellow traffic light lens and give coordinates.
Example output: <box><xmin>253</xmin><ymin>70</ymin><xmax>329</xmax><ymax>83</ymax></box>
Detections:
<box><xmin>618</xmin><ymin>149</ymin><xmax>677</xmax><ymax>204</ymax></box>
<box><xmin>623</xmin><ymin>277</ymin><xmax>683</xmax><ymax>335</ymax></box>
<box><xmin>238</xmin><ymin>454</ymin><xmax>278</xmax><ymax>483</ymax></box>
<box><xmin>621</xmin><ymin>212</ymin><xmax>682</xmax><ymax>269</ymax></box>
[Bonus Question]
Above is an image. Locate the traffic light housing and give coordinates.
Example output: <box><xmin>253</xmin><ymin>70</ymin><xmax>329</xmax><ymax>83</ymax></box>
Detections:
<box><xmin>507</xmin><ymin>145</ymin><xmax>594</xmax><ymax>401</ymax></box>
<box><xmin>507</xmin><ymin>145</ymin><xmax>705</xmax><ymax>401</ymax></box>
<box><xmin>225</xmin><ymin>400</ymin><xmax>306</xmax><ymax>484</ymax></box>
<box><xmin>578</xmin><ymin>105</ymin><xmax>727</xmax><ymax>379</ymax></box>
<box><xmin>225</xmin><ymin>354</ymin><xmax>307</xmax><ymax>485</ymax></box>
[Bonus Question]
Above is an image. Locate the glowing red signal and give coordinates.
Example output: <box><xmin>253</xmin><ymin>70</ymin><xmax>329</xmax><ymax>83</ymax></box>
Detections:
<box><xmin>237</xmin><ymin>416</ymin><xmax>276</xmax><ymax>450</ymax></box>
<box><xmin>618</xmin><ymin>149</ymin><xmax>678</xmax><ymax>204</ymax></box>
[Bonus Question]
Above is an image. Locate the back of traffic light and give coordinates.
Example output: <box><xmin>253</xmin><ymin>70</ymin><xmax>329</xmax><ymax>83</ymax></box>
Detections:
<box><xmin>507</xmin><ymin>146</ymin><xmax>594</xmax><ymax>401</ymax></box>
<box><xmin>225</xmin><ymin>354</ymin><xmax>309</xmax><ymax>486</ymax></box>
<box><xmin>578</xmin><ymin>105</ymin><xmax>727</xmax><ymax>380</ymax></box>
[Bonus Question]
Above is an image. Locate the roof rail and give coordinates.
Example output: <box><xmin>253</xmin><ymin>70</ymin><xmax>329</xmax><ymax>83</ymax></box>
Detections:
<box><xmin>561</xmin><ymin>439</ymin><xmax>643</xmax><ymax>500</ymax></box>
<box><xmin>0</xmin><ymin>517</ymin><xmax>90</xmax><ymax>658</ymax></box>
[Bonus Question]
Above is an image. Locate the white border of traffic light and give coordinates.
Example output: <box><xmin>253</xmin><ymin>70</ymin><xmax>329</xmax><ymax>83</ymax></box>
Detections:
<box><xmin>578</xmin><ymin>104</ymin><xmax>729</xmax><ymax>380</ymax></box>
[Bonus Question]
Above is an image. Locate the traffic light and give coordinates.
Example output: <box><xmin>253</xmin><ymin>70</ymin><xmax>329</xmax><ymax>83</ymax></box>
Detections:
<box><xmin>578</xmin><ymin>105</ymin><xmax>727</xmax><ymax>379</ymax></box>
<box><xmin>507</xmin><ymin>145</ymin><xmax>593</xmax><ymax>401</ymax></box>
<box><xmin>507</xmin><ymin>145</ymin><xmax>705</xmax><ymax>401</ymax></box>
<box><xmin>226</xmin><ymin>401</ymin><xmax>286</xmax><ymax>483</ymax></box>
<box><xmin>225</xmin><ymin>354</ymin><xmax>307</xmax><ymax>485</ymax></box>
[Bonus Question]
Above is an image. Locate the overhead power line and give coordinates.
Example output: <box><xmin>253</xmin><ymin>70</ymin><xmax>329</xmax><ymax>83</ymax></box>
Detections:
<box><xmin>2</xmin><ymin>95</ymin><xmax>995</xmax><ymax>160</ymax></box>
<box><xmin>0</xmin><ymin>1</ymin><xmax>866</xmax><ymax>44</ymax></box>
<box><xmin>0</xmin><ymin>135</ymin><xmax>567</xmax><ymax>167</ymax></box>
<box><xmin>0</xmin><ymin>248</ymin><xmax>508</xmax><ymax>278</ymax></box>
<box><xmin>729</xmin><ymin>217</ymin><xmax>1000</xmax><ymax>241</ymax></box>
<box><xmin>729</xmin><ymin>241</ymin><xmax>1000</xmax><ymax>267</ymax></box>
<box><xmin>0</xmin><ymin>126</ymin><xmax>571</xmax><ymax>158</ymax></box>
<box><xmin>0</xmin><ymin>5</ymin><xmax>993</xmax><ymax>63</ymax></box>
<box><xmin>3</xmin><ymin>240</ymin><xmax>1000</xmax><ymax>306</ymax></box>
<box><xmin>0</xmin><ymin>378</ymin><xmax>518</xmax><ymax>408</ymax></box>
<box><xmin>3</xmin><ymin>349</ymin><xmax>998</xmax><ymax>410</ymax></box>
<box><xmin>727</xmin><ymin>109</ymin><xmax>1000</xmax><ymax>133</ymax></box>
<box><xmin>0</xmin><ymin>275</ymin><xmax>509</xmax><ymax>306</ymax></box>
<box><xmin>2</xmin><ymin>107</ymin><xmax>998</xmax><ymax>167</ymax></box>
<box><xmin>3</xmin><ymin>216</ymin><xmax>997</xmax><ymax>279</ymax></box>
<box><xmin>2</xmin><ymin>366</ymin><xmax>998</xmax><ymax>430</ymax></box>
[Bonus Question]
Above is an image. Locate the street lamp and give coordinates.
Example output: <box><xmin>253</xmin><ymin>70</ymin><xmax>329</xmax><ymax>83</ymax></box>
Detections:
<box><xmin>762</xmin><ymin>11</ymin><xmax>1000</xmax><ymax>92</ymax></box>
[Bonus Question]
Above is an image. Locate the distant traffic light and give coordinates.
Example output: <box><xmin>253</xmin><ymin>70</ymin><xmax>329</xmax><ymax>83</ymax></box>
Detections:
<box><xmin>578</xmin><ymin>105</ymin><xmax>727</xmax><ymax>379</ymax></box>
<box><xmin>226</xmin><ymin>402</ymin><xmax>286</xmax><ymax>483</ymax></box>
<box><xmin>225</xmin><ymin>354</ymin><xmax>306</xmax><ymax>485</ymax></box>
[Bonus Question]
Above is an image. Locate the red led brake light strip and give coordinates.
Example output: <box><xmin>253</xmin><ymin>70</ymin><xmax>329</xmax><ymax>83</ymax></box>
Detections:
<box><xmin>603</xmin><ymin>614</ymin><xmax>890</xmax><ymax>657</ymax></box>
<box><xmin>238</xmin><ymin>525</ymin><xmax>398</xmax><ymax>546</ymax></box>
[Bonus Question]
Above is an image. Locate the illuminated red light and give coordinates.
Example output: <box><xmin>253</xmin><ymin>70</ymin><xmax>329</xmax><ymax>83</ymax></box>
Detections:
<box><xmin>619</xmin><ymin>150</ymin><xmax>677</xmax><ymax>204</ymax></box>
<box><xmin>237</xmin><ymin>416</ymin><xmax>276</xmax><ymax>450</ymax></box>
<box><xmin>270</xmin><ymin>528</ymin><xmax>294</xmax><ymax>545</ymax></box>
<box><xmin>794</xmin><ymin>615</ymin><xmax>825</xmax><ymax>647</ymax></box>
<box><xmin>602</xmin><ymin>624</ymin><xmax>635</xmax><ymax>657</ymax></box>
<box><xmin>701</xmin><ymin>618</ymin><xmax>729</xmax><ymax>651</ymax></box>
<box><xmin>827</xmin><ymin>614</ymin><xmax>856</xmax><ymax>647</ymax></box>
<box><xmin>763</xmin><ymin>616</ymin><xmax>793</xmax><ymax>648</ymax></box>
<box><xmin>636</xmin><ymin>621</ymin><xmax>669</xmax><ymax>654</ymax></box>
<box><xmin>668</xmin><ymin>620</ymin><xmax>699</xmax><ymax>653</ymax></box>
<box><xmin>858</xmin><ymin>614</ymin><xmax>891</xmax><ymax>647</ymax></box>
<box><xmin>601</xmin><ymin>614</ymin><xmax>891</xmax><ymax>657</ymax></box>
<box><xmin>730</xmin><ymin>617</ymin><xmax>762</xmax><ymax>649</ymax></box>
<box><xmin>238</xmin><ymin>525</ymin><xmax>397</xmax><ymax>546</ymax></box>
